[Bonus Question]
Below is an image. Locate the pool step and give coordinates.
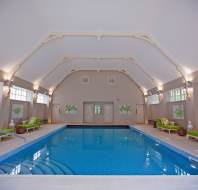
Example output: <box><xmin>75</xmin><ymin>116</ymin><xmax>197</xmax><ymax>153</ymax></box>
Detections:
<box><xmin>49</xmin><ymin>159</ymin><xmax>74</xmax><ymax>175</ymax></box>
<box><xmin>37</xmin><ymin>160</ymin><xmax>65</xmax><ymax>175</ymax></box>
<box><xmin>0</xmin><ymin>158</ymin><xmax>74</xmax><ymax>175</ymax></box>
<box><xmin>0</xmin><ymin>168</ymin><xmax>5</xmax><ymax>174</ymax></box>
<box><xmin>0</xmin><ymin>163</ymin><xmax>14</xmax><ymax>174</ymax></box>
<box><xmin>22</xmin><ymin>160</ymin><xmax>44</xmax><ymax>175</ymax></box>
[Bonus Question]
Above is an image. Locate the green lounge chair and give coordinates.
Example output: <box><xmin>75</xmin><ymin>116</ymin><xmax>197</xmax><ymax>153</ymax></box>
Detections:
<box><xmin>18</xmin><ymin>117</ymin><xmax>41</xmax><ymax>133</ymax></box>
<box><xmin>0</xmin><ymin>128</ymin><xmax>15</xmax><ymax>141</ymax></box>
<box><xmin>156</xmin><ymin>118</ymin><xmax>180</xmax><ymax>134</ymax></box>
<box><xmin>187</xmin><ymin>130</ymin><xmax>198</xmax><ymax>140</ymax></box>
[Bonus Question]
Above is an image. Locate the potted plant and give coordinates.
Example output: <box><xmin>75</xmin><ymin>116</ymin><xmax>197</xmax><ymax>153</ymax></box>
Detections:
<box><xmin>16</xmin><ymin>126</ymin><xmax>26</xmax><ymax>134</ymax></box>
<box><xmin>15</xmin><ymin>120</ymin><xmax>26</xmax><ymax>134</ymax></box>
<box><xmin>177</xmin><ymin>127</ymin><xmax>187</xmax><ymax>136</ymax></box>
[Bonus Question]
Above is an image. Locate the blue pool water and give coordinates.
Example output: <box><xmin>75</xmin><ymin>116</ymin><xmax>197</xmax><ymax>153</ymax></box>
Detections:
<box><xmin>0</xmin><ymin>125</ymin><xmax>198</xmax><ymax>175</ymax></box>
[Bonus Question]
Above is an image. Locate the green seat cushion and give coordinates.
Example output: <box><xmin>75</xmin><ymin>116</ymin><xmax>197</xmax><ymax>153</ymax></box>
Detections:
<box><xmin>0</xmin><ymin>128</ymin><xmax>14</xmax><ymax>135</ymax></box>
<box><xmin>3</xmin><ymin>128</ymin><xmax>14</xmax><ymax>133</ymax></box>
<box><xmin>159</xmin><ymin>124</ymin><xmax>179</xmax><ymax>130</ymax></box>
<box><xmin>28</xmin><ymin>117</ymin><xmax>37</xmax><ymax>125</ymax></box>
<box><xmin>188</xmin><ymin>130</ymin><xmax>198</xmax><ymax>137</ymax></box>
<box><xmin>160</xmin><ymin>118</ymin><xmax>169</xmax><ymax>125</ymax></box>
<box><xmin>19</xmin><ymin>124</ymin><xmax>35</xmax><ymax>129</ymax></box>
<box><xmin>18</xmin><ymin>117</ymin><xmax>41</xmax><ymax>129</ymax></box>
<box><xmin>28</xmin><ymin>117</ymin><xmax>41</xmax><ymax>126</ymax></box>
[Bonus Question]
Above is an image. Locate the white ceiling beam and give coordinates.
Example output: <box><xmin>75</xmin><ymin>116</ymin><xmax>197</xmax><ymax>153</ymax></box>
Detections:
<box><xmin>38</xmin><ymin>56</ymin><xmax>159</xmax><ymax>94</ymax></box>
<box><xmin>7</xmin><ymin>32</ymin><xmax>189</xmax><ymax>88</ymax></box>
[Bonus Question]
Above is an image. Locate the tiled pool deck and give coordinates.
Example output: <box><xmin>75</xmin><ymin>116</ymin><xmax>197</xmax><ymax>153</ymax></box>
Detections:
<box><xmin>132</xmin><ymin>125</ymin><xmax>198</xmax><ymax>158</ymax></box>
<box><xmin>0</xmin><ymin>123</ymin><xmax>198</xmax><ymax>190</ymax></box>
<box><xmin>0</xmin><ymin>175</ymin><xmax>198</xmax><ymax>190</ymax></box>
<box><xmin>0</xmin><ymin>123</ymin><xmax>64</xmax><ymax>156</ymax></box>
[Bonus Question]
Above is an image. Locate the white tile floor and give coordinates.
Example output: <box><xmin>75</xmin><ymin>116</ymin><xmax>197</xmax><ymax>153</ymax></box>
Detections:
<box><xmin>0</xmin><ymin>175</ymin><xmax>198</xmax><ymax>190</ymax></box>
<box><xmin>0</xmin><ymin>123</ymin><xmax>198</xmax><ymax>190</ymax></box>
<box><xmin>132</xmin><ymin>125</ymin><xmax>198</xmax><ymax>157</ymax></box>
<box><xmin>0</xmin><ymin>123</ymin><xmax>65</xmax><ymax>156</ymax></box>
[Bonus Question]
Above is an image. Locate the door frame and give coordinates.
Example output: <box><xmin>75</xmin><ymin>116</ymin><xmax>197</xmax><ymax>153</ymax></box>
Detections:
<box><xmin>52</xmin><ymin>103</ymin><xmax>61</xmax><ymax>123</ymax></box>
<box><xmin>136</xmin><ymin>104</ymin><xmax>145</xmax><ymax>124</ymax></box>
<box><xmin>83</xmin><ymin>101</ymin><xmax>114</xmax><ymax>124</ymax></box>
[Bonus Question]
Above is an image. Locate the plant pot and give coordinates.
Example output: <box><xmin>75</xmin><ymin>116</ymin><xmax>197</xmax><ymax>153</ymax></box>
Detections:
<box><xmin>16</xmin><ymin>126</ymin><xmax>26</xmax><ymax>134</ymax></box>
<box><xmin>177</xmin><ymin>128</ymin><xmax>187</xmax><ymax>136</ymax></box>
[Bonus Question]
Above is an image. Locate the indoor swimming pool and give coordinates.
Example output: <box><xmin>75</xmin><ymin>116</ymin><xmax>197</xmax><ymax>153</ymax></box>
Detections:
<box><xmin>0</xmin><ymin>125</ymin><xmax>197</xmax><ymax>175</ymax></box>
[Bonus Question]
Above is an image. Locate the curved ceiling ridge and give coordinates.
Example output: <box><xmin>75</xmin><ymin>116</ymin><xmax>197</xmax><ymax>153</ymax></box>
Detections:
<box><xmin>38</xmin><ymin>56</ymin><xmax>159</xmax><ymax>91</ymax></box>
<box><xmin>5</xmin><ymin>32</ymin><xmax>190</xmax><ymax>92</ymax></box>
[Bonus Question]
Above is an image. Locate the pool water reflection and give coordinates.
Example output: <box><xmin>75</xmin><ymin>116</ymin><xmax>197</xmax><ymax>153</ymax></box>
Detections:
<box><xmin>0</xmin><ymin>126</ymin><xmax>197</xmax><ymax>175</ymax></box>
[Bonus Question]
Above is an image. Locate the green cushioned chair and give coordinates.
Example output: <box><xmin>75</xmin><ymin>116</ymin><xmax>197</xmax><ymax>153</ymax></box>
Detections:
<box><xmin>156</xmin><ymin>118</ymin><xmax>180</xmax><ymax>134</ymax></box>
<box><xmin>18</xmin><ymin>117</ymin><xmax>41</xmax><ymax>132</ymax></box>
<box><xmin>187</xmin><ymin>130</ymin><xmax>198</xmax><ymax>140</ymax></box>
<box><xmin>0</xmin><ymin>128</ymin><xmax>15</xmax><ymax>141</ymax></box>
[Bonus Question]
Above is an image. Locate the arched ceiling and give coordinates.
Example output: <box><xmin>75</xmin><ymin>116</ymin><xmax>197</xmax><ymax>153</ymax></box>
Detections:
<box><xmin>0</xmin><ymin>0</ymin><xmax>197</xmax><ymax>93</ymax></box>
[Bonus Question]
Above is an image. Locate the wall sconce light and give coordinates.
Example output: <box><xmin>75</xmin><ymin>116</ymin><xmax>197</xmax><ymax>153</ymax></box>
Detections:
<box><xmin>186</xmin><ymin>81</ymin><xmax>193</xmax><ymax>98</ymax></box>
<box><xmin>3</xmin><ymin>80</ymin><xmax>12</xmax><ymax>98</ymax></box>
<box><xmin>33</xmin><ymin>83</ymin><xmax>39</xmax><ymax>100</ymax></box>
<box><xmin>142</xmin><ymin>88</ymin><xmax>148</xmax><ymax>104</ymax></box>
<box><xmin>3</xmin><ymin>85</ymin><xmax>10</xmax><ymax>98</ymax></box>
<box><xmin>3</xmin><ymin>72</ymin><xmax>12</xmax><ymax>81</ymax></box>
<box><xmin>33</xmin><ymin>83</ymin><xmax>39</xmax><ymax>91</ymax></box>
<box><xmin>33</xmin><ymin>89</ymin><xmax>38</xmax><ymax>101</ymax></box>
<box><xmin>48</xmin><ymin>89</ymin><xmax>53</xmax><ymax>103</ymax></box>
<box><xmin>157</xmin><ymin>89</ymin><xmax>163</xmax><ymax>102</ymax></box>
<box><xmin>48</xmin><ymin>88</ymin><xmax>53</xmax><ymax>96</ymax></box>
<box><xmin>157</xmin><ymin>89</ymin><xmax>163</xmax><ymax>95</ymax></box>
<box><xmin>144</xmin><ymin>95</ymin><xmax>148</xmax><ymax>104</ymax></box>
<box><xmin>158</xmin><ymin>86</ymin><xmax>163</xmax><ymax>91</ymax></box>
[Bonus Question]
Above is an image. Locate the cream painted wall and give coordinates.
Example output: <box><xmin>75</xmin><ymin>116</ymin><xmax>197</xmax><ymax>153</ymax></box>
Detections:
<box><xmin>33</xmin><ymin>103</ymin><xmax>48</xmax><ymax>120</ymax></box>
<box><xmin>52</xmin><ymin>70</ymin><xmax>144</xmax><ymax>124</ymax></box>
<box><xmin>148</xmin><ymin>71</ymin><xmax>198</xmax><ymax>129</ymax></box>
<box><xmin>0</xmin><ymin>99</ymin><xmax>48</xmax><ymax>128</ymax></box>
<box><xmin>0</xmin><ymin>71</ymin><xmax>49</xmax><ymax>128</ymax></box>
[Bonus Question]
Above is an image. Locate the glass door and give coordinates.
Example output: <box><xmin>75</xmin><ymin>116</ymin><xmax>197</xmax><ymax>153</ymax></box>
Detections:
<box><xmin>83</xmin><ymin>102</ymin><xmax>114</xmax><ymax>124</ymax></box>
<box><xmin>93</xmin><ymin>103</ymin><xmax>103</xmax><ymax>123</ymax></box>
